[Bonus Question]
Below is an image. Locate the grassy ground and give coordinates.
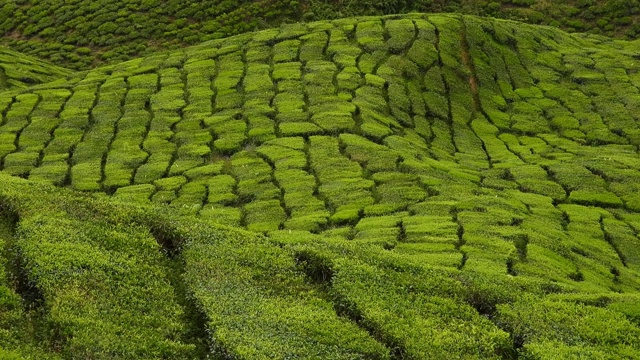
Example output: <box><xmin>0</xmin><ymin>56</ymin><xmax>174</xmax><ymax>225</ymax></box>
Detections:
<box><xmin>0</xmin><ymin>13</ymin><xmax>639</xmax><ymax>358</ymax></box>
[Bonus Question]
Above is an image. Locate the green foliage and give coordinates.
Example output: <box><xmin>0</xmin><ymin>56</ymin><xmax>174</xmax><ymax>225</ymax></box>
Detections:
<box><xmin>496</xmin><ymin>297</ymin><xmax>640</xmax><ymax>358</ymax></box>
<box><xmin>0</xmin><ymin>176</ymin><xmax>196</xmax><ymax>358</ymax></box>
<box><xmin>0</xmin><ymin>13</ymin><xmax>639</xmax><ymax>359</ymax></box>
<box><xmin>0</xmin><ymin>0</ymin><xmax>298</xmax><ymax>70</ymax></box>
<box><xmin>174</xmin><ymin>220</ymin><xmax>390</xmax><ymax>359</ymax></box>
<box><xmin>0</xmin><ymin>46</ymin><xmax>71</xmax><ymax>90</ymax></box>
<box><xmin>2</xmin><ymin>0</ymin><xmax>640</xmax><ymax>72</ymax></box>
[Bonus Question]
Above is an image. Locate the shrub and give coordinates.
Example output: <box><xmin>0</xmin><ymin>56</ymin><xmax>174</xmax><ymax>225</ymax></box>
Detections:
<box><xmin>569</xmin><ymin>190</ymin><xmax>623</xmax><ymax>207</ymax></box>
<box><xmin>273</xmin><ymin>39</ymin><xmax>300</xmax><ymax>63</ymax></box>
<box><xmin>299</xmin><ymin>31</ymin><xmax>327</xmax><ymax>62</ymax></box>
<box><xmin>172</xmin><ymin>180</ymin><xmax>207</xmax><ymax>209</ymax></box>
<box><xmin>174</xmin><ymin>222</ymin><xmax>389</xmax><ymax>358</ymax></box>
<box><xmin>272</xmin><ymin>61</ymin><xmax>302</xmax><ymax>81</ymax></box>
<box><xmin>113</xmin><ymin>184</ymin><xmax>155</xmax><ymax>203</ymax></box>
<box><xmin>134</xmin><ymin>154</ymin><xmax>172</xmax><ymax>184</ymax></box>
<box><xmin>283</xmin><ymin>212</ymin><xmax>329</xmax><ymax>232</ymax></box>
<box><xmin>385</xmin><ymin>18</ymin><xmax>415</xmax><ymax>53</ymax></box>
<box><xmin>0</xmin><ymin>184</ymin><xmax>196</xmax><ymax>358</ymax></box>
<box><xmin>340</xmin><ymin>133</ymin><xmax>399</xmax><ymax>172</ymax></box>
<box><xmin>28</xmin><ymin>162</ymin><xmax>68</xmax><ymax>185</ymax></box>
<box><xmin>278</xmin><ymin>122</ymin><xmax>323</xmax><ymax>137</ymax></box>
<box><xmin>207</xmin><ymin>175</ymin><xmax>237</xmax><ymax>205</ymax></box>
<box><xmin>257</xmin><ymin>143</ymin><xmax>306</xmax><ymax>169</ymax></box>
<box><xmin>3</xmin><ymin>151</ymin><xmax>39</xmax><ymax>176</ymax></box>
<box><xmin>199</xmin><ymin>204</ymin><xmax>242</xmax><ymax>226</ymax></box>
<box><xmin>356</xmin><ymin>20</ymin><xmax>385</xmax><ymax>52</ymax></box>
<box><xmin>244</xmin><ymin>199</ymin><xmax>286</xmax><ymax>232</ymax></box>
<box><xmin>325</xmin><ymin>250</ymin><xmax>512</xmax><ymax>358</ymax></box>
<box><xmin>237</xmin><ymin>178</ymin><xmax>280</xmax><ymax>201</ymax></box>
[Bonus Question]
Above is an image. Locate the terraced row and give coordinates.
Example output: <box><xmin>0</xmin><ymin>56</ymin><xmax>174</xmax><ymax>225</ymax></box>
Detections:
<box><xmin>1</xmin><ymin>15</ymin><xmax>640</xmax><ymax>273</ymax></box>
<box><xmin>1</xmin><ymin>16</ymin><xmax>639</xmax><ymax>225</ymax></box>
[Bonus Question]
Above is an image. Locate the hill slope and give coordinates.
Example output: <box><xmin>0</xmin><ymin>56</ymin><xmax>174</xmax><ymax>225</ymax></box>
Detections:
<box><xmin>1</xmin><ymin>0</ymin><xmax>299</xmax><ymax>69</ymax></box>
<box><xmin>0</xmin><ymin>46</ymin><xmax>71</xmax><ymax>91</ymax></box>
<box><xmin>0</xmin><ymin>13</ymin><xmax>640</xmax><ymax>358</ymax></box>
<box><xmin>2</xmin><ymin>0</ymin><xmax>640</xmax><ymax>70</ymax></box>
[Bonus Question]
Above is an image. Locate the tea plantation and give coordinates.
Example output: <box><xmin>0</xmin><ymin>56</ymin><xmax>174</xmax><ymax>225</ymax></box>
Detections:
<box><xmin>2</xmin><ymin>0</ymin><xmax>640</xmax><ymax>70</ymax></box>
<box><xmin>1</xmin><ymin>13</ymin><xmax>640</xmax><ymax>359</ymax></box>
<box><xmin>0</xmin><ymin>46</ymin><xmax>71</xmax><ymax>91</ymax></box>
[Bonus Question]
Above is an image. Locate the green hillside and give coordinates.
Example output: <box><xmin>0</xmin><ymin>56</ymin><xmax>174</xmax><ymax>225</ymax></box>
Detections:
<box><xmin>1</xmin><ymin>0</ymin><xmax>299</xmax><ymax>69</ymax></box>
<box><xmin>0</xmin><ymin>46</ymin><xmax>71</xmax><ymax>91</ymax></box>
<box><xmin>2</xmin><ymin>0</ymin><xmax>640</xmax><ymax>70</ymax></box>
<box><xmin>1</xmin><ymin>13</ymin><xmax>640</xmax><ymax>358</ymax></box>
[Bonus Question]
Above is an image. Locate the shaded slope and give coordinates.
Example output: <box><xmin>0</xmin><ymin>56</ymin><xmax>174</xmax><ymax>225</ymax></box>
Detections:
<box><xmin>0</xmin><ymin>46</ymin><xmax>71</xmax><ymax>91</ymax></box>
<box><xmin>0</xmin><ymin>14</ymin><xmax>639</xmax><ymax>358</ymax></box>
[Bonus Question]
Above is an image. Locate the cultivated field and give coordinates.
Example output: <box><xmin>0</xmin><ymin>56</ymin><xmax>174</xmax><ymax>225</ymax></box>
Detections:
<box><xmin>0</xmin><ymin>13</ymin><xmax>639</xmax><ymax>359</ymax></box>
<box><xmin>2</xmin><ymin>0</ymin><xmax>639</xmax><ymax>69</ymax></box>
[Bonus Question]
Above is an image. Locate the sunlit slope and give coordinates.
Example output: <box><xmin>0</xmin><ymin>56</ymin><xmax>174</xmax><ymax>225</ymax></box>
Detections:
<box><xmin>0</xmin><ymin>46</ymin><xmax>71</xmax><ymax>91</ymax></box>
<box><xmin>0</xmin><ymin>13</ymin><xmax>640</xmax><ymax>358</ymax></box>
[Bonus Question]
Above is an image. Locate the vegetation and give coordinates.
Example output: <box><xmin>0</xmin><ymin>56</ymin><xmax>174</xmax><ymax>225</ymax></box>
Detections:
<box><xmin>305</xmin><ymin>0</ymin><xmax>640</xmax><ymax>38</ymax></box>
<box><xmin>1</xmin><ymin>11</ymin><xmax>640</xmax><ymax>359</ymax></box>
<box><xmin>0</xmin><ymin>46</ymin><xmax>71</xmax><ymax>91</ymax></box>
<box><xmin>2</xmin><ymin>0</ymin><xmax>640</xmax><ymax>70</ymax></box>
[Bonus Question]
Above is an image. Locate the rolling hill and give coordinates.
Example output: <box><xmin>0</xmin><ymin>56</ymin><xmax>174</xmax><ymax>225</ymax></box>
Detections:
<box><xmin>0</xmin><ymin>13</ymin><xmax>640</xmax><ymax>359</ymax></box>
